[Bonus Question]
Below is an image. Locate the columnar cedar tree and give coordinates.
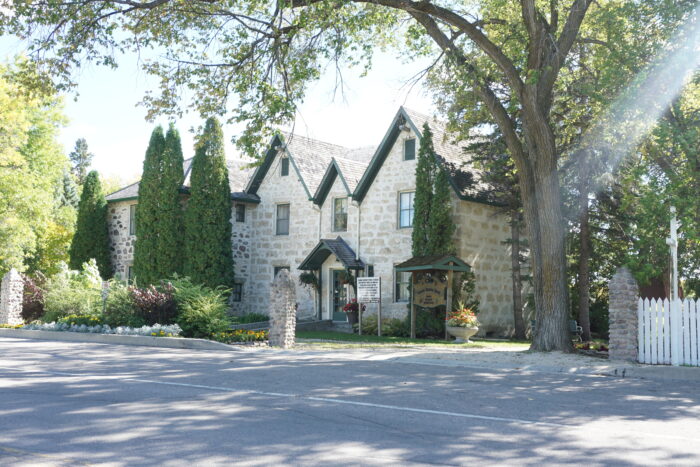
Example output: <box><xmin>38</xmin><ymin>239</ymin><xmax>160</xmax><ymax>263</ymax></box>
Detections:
<box><xmin>132</xmin><ymin>126</ymin><xmax>165</xmax><ymax>285</ymax></box>
<box><xmin>411</xmin><ymin>122</ymin><xmax>435</xmax><ymax>257</ymax></box>
<box><xmin>156</xmin><ymin>124</ymin><xmax>185</xmax><ymax>277</ymax></box>
<box><xmin>183</xmin><ymin>117</ymin><xmax>234</xmax><ymax>289</ymax></box>
<box><xmin>427</xmin><ymin>158</ymin><xmax>456</xmax><ymax>256</ymax></box>
<box><xmin>68</xmin><ymin>170</ymin><xmax>112</xmax><ymax>278</ymax></box>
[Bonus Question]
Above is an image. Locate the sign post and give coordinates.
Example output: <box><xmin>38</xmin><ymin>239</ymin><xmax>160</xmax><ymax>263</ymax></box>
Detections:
<box><xmin>357</xmin><ymin>277</ymin><xmax>381</xmax><ymax>336</ymax></box>
<box><xmin>666</xmin><ymin>206</ymin><xmax>681</xmax><ymax>366</ymax></box>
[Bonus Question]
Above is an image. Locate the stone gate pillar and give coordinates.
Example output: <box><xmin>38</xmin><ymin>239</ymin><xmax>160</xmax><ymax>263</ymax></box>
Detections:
<box><xmin>269</xmin><ymin>269</ymin><xmax>296</xmax><ymax>348</ymax></box>
<box><xmin>0</xmin><ymin>269</ymin><xmax>24</xmax><ymax>325</ymax></box>
<box><xmin>608</xmin><ymin>267</ymin><xmax>639</xmax><ymax>362</ymax></box>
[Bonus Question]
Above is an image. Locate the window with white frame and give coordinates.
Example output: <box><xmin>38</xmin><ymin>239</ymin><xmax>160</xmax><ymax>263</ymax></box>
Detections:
<box><xmin>395</xmin><ymin>268</ymin><xmax>411</xmax><ymax>302</ymax></box>
<box><xmin>404</xmin><ymin>138</ymin><xmax>416</xmax><ymax>160</ymax></box>
<box><xmin>276</xmin><ymin>204</ymin><xmax>290</xmax><ymax>235</ymax></box>
<box><xmin>129</xmin><ymin>204</ymin><xmax>137</xmax><ymax>235</ymax></box>
<box><xmin>333</xmin><ymin>197</ymin><xmax>348</xmax><ymax>231</ymax></box>
<box><xmin>280</xmin><ymin>157</ymin><xmax>290</xmax><ymax>176</ymax></box>
<box><xmin>398</xmin><ymin>191</ymin><xmax>415</xmax><ymax>228</ymax></box>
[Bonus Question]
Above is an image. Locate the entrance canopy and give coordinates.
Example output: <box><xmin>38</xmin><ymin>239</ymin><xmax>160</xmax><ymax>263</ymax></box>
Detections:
<box><xmin>298</xmin><ymin>236</ymin><xmax>365</xmax><ymax>270</ymax></box>
<box><xmin>395</xmin><ymin>255</ymin><xmax>471</xmax><ymax>273</ymax></box>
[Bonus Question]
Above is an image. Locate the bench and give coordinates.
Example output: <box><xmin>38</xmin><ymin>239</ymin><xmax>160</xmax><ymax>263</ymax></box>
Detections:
<box><xmin>530</xmin><ymin>319</ymin><xmax>583</xmax><ymax>342</ymax></box>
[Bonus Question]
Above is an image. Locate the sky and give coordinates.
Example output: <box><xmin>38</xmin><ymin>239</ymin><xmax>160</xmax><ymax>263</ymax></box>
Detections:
<box><xmin>1</xmin><ymin>35</ymin><xmax>435</xmax><ymax>185</ymax></box>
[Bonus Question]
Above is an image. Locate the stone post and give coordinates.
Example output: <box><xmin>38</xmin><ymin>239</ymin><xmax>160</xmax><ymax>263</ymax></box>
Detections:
<box><xmin>0</xmin><ymin>269</ymin><xmax>24</xmax><ymax>325</ymax></box>
<box><xmin>269</xmin><ymin>269</ymin><xmax>296</xmax><ymax>348</ymax></box>
<box><xmin>608</xmin><ymin>267</ymin><xmax>639</xmax><ymax>362</ymax></box>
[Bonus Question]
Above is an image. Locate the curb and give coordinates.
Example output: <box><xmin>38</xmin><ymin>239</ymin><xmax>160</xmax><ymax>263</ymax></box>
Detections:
<box><xmin>390</xmin><ymin>356</ymin><xmax>700</xmax><ymax>382</ymax></box>
<box><xmin>0</xmin><ymin>328</ymin><xmax>240</xmax><ymax>352</ymax></box>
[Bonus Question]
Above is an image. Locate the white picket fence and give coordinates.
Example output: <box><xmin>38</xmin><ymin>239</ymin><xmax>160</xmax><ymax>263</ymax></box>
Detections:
<box><xmin>638</xmin><ymin>298</ymin><xmax>700</xmax><ymax>366</ymax></box>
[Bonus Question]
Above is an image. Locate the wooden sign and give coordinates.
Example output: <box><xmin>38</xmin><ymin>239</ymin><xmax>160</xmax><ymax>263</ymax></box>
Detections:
<box><xmin>413</xmin><ymin>273</ymin><xmax>446</xmax><ymax>308</ymax></box>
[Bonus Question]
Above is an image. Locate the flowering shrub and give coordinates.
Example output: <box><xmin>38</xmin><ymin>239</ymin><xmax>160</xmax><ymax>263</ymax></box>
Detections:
<box><xmin>0</xmin><ymin>324</ymin><xmax>24</xmax><ymax>329</ymax></box>
<box><xmin>22</xmin><ymin>272</ymin><xmax>47</xmax><ymax>322</ymax></box>
<box><xmin>342</xmin><ymin>299</ymin><xmax>366</xmax><ymax>313</ymax></box>
<box><xmin>445</xmin><ymin>308</ymin><xmax>479</xmax><ymax>328</ymax></box>
<box><xmin>22</xmin><ymin>322</ymin><xmax>182</xmax><ymax>336</ymax></box>
<box><xmin>131</xmin><ymin>283</ymin><xmax>177</xmax><ymax>325</ymax></box>
<box><xmin>212</xmin><ymin>329</ymin><xmax>268</xmax><ymax>343</ymax></box>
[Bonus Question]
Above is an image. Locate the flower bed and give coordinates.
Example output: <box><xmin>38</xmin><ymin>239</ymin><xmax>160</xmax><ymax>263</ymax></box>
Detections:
<box><xmin>211</xmin><ymin>329</ymin><xmax>268</xmax><ymax>344</ymax></box>
<box><xmin>22</xmin><ymin>322</ymin><xmax>182</xmax><ymax>337</ymax></box>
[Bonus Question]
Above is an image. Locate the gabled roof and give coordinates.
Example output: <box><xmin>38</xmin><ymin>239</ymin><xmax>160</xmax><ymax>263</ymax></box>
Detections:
<box><xmin>298</xmin><ymin>236</ymin><xmax>366</xmax><ymax>270</ymax></box>
<box><xmin>352</xmin><ymin>107</ymin><xmax>497</xmax><ymax>205</ymax></box>
<box><xmin>247</xmin><ymin>133</ymin><xmax>371</xmax><ymax>202</ymax></box>
<box><xmin>313</xmin><ymin>156</ymin><xmax>370</xmax><ymax>206</ymax></box>
<box><xmin>106</xmin><ymin>156</ymin><xmax>259</xmax><ymax>204</ymax></box>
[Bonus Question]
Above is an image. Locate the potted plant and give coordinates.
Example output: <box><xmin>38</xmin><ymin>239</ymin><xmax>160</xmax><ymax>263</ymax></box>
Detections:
<box><xmin>298</xmin><ymin>271</ymin><xmax>319</xmax><ymax>292</ymax></box>
<box><xmin>342</xmin><ymin>299</ymin><xmax>365</xmax><ymax>327</ymax></box>
<box><xmin>445</xmin><ymin>306</ymin><xmax>480</xmax><ymax>343</ymax></box>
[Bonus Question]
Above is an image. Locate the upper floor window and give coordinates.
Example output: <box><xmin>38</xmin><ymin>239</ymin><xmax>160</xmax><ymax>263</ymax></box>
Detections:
<box><xmin>276</xmin><ymin>203</ymin><xmax>290</xmax><ymax>235</ymax></box>
<box><xmin>333</xmin><ymin>197</ymin><xmax>348</xmax><ymax>232</ymax></box>
<box><xmin>235</xmin><ymin>204</ymin><xmax>246</xmax><ymax>223</ymax></box>
<box><xmin>129</xmin><ymin>204</ymin><xmax>137</xmax><ymax>236</ymax></box>
<box><xmin>280</xmin><ymin>157</ymin><xmax>290</xmax><ymax>176</ymax></box>
<box><xmin>398</xmin><ymin>191</ymin><xmax>415</xmax><ymax>228</ymax></box>
<box><xmin>404</xmin><ymin>138</ymin><xmax>416</xmax><ymax>161</ymax></box>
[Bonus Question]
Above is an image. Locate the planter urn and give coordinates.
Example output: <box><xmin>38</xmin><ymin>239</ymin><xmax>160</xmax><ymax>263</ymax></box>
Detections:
<box><xmin>446</xmin><ymin>325</ymin><xmax>479</xmax><ymax>343</ymax></box>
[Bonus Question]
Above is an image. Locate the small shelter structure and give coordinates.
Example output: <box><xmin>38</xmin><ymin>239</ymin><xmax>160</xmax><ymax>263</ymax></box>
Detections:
<box><xmin>395</xmin><ymin>255</ymin><xmax>472</xmax><ymax>339</ymax></box>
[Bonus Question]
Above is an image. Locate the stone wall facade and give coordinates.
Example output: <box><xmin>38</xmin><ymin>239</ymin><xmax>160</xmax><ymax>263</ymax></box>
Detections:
<box><xmin>107</xmin><ymin>200</ymin><xmax>136</xmax><ymax>280</ymax></box>
<box><xmin>268</xmin><ymin>269</ymin><xmax>296</xmax><ymax>348</ymax></box>
<box><xmin>608</xmin><ymin>267</ymin><xmax>639</xmax><ymax>361</ymax></box>
<box><xmin>0</xmin><ymin>269</ymin><xmax>24</xmax><ymax>325</ymax></box>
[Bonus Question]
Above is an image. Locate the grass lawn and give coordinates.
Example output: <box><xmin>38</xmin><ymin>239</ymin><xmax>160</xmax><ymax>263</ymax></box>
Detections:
<box><xmin>295</xmin><ymin>330</ymin><xmax>530</xmax><ymax>349</ymax></box>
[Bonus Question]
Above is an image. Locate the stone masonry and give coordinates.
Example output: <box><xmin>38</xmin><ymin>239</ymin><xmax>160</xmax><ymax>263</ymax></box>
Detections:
<box><xmin>107</xmin><ymin>201</ymin><xmax>136</xmax><ymax>279</ymax></box>
<box><xmin>268</xmin><ymin>269</ymin><xmax>296</xmax><ymax>348</ymax></box>
<box><xmin>608</xmin><ymin>267</ymin><xmax>639</xmax><ymax>362</ymax></box>
<box><xmin>0</xmin><ymin>269</ymin><xmax>24</xmax><ymax>325</ymax></box>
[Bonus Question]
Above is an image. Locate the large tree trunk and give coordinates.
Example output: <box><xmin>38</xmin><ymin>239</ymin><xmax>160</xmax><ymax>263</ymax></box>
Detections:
<box><xmin>511</xmin><ymin>216</ymin><xmax>526</xmax><ymax>340</ymax></box>
<box><xmin>577</xmin><ymin>157</ymin><xmax>592</xmax><ymax>341</ymax></box>
<box><xmin>520</xmin><ymin>101</ymin><xmax>573</xmax><ymax>352</ymax></box>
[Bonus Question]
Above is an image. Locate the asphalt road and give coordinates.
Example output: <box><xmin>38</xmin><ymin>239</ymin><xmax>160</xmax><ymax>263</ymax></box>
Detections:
<box><xmin>1</xmin><ymin>338</ymin><xmax>699</xmax><ymax>466</ymax></box>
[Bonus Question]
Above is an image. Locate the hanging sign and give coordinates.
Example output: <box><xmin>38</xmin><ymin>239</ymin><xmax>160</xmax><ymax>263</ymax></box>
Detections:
<box><xmin>357</xmin><ymin>277</ymin><xmax>381</xmax><ymax>303</ymax></box>
<box><xmin>413</xmin><ymin>273</ymin><xmax>447</xmax><ymax>308</ymax></box>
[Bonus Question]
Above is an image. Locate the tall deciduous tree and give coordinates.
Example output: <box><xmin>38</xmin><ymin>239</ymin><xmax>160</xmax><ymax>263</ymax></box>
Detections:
<box><xmin>184</xmin><ymin>117</ymin><xmax>234</xmax><ymax>289</ymax></box>
<box><xmin>69</xmin><ymin>171</ymin><xmax>111</xmax><ymax>278</ymax></box>
<box><xmin>69</xmin><ymin>138</ymin><xmax>94</xmax><ymax>185</ymax></box>
<box><xmin>133</xmin><ymin>126</ymin><xmax>166</xmax><ymax>286</ymax></box>
<box><xmin>157</xmin><ymin>124</ymin><xmax>185</xmax><ymax>277</ymax></box>
<box><xmin>0</xmin><ymin>59</ymin><xmax>69</xmax><ymax>276</ymax></box>
<box><xmin>5</xmin><ymin>0</ymin><xmax>695</xmax><ymax>350</ymax></box>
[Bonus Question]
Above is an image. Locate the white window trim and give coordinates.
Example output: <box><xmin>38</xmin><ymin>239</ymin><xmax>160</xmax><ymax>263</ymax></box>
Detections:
<box><xmin>332</xmin><ymin>196</ymin><xmax>348</xmax><ymax>232</ymax></box>
<box><xmin>275</xmin><ymin>203</ymin><xmax>290</xmax><ymax>236</ymax></box>
<box><xmin>404</xmin><ymin>138</ymin><xmax>416</xmax><ymax>161</ymax></box>
<box><xmin>397</xmin><ymin>190</ymin><xmax>415</xmax><ymax>229</ymax></box>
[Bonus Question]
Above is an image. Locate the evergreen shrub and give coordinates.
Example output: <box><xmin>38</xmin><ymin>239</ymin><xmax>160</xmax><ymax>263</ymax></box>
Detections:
<box><xmin>171</xmin><ymin>277</ymin><xmax>230</xmax><ymax>338</ymax></box>
<box><xmin>103</xmin><ymin>281</ymin><xmax>144</xmax><ymax>328</ymax></box>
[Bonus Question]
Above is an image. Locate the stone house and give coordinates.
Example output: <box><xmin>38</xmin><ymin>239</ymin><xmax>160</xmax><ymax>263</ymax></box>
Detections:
<box><xmin>106</xmin><ymin>107</ymin><xmax>516</xmax><ymax>335</ymax></box>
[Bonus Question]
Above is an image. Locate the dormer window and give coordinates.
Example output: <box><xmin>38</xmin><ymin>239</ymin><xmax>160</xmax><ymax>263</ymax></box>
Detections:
<box><xmin>281</xmin><ymin>157</ymin><xmax>290</xmax><ymax>176</ymax></box>
<box><xmin>404</xmin><ymin>138</ymin><xmax>416</xmax><ymax>161</ymax></box>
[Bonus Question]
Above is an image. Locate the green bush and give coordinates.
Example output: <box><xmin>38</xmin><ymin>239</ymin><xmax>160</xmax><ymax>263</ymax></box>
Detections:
<box><xmin>231</xmin><ymin>312</ymin><xmax>268</xmax><ymax>324</ymax></box>
<box><xmin>43</xmin><ymin>260</ymin><xmax>104</xmax><ymax>323</ymax></box>
<box><xmin>171</xmin><ymin>277</ymin><xmax>230</xmax><ymax>338</ymax></box>
<box><xmin>103</xmin><ymin>281</ymin><xmax>145</xmax><ymax>328</ymax></box>
<box><xmin>356</xmin><ymin>315</ymin><xmax>406</xmax><ymax>336</ymax></box>
<box><xmin>398</xmin><ymin>307</ymin><xmax>445</xmax><ymax>338</ymax></box>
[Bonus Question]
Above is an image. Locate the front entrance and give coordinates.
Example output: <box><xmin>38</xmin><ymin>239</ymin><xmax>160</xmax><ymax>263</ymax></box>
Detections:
<box><xmin>331</xmin><ymin>269</ymin><xmax>348</xmax><ymax>322</ymax></box>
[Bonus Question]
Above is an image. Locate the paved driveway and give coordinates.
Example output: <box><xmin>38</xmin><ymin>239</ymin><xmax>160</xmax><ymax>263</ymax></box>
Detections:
<box><xmin>1</xmin><ymin>337</ymin><xmax>699</xmax><ymax>466</ymax></box>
